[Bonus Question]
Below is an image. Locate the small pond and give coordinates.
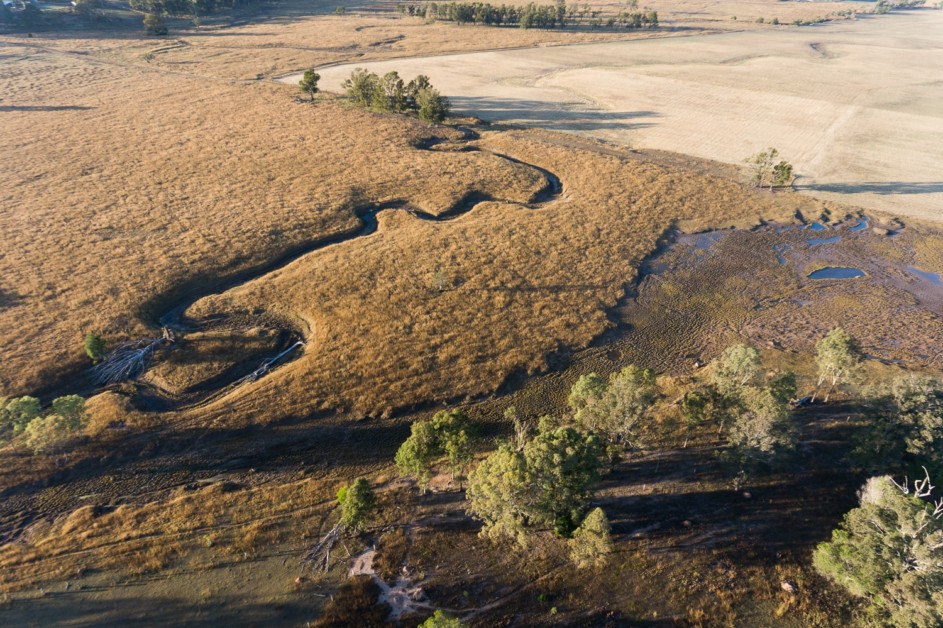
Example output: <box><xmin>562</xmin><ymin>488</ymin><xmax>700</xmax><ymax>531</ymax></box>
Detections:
<box><xmin>808</xmin><ymin>267</ymin><xmax>866</xmax><ymax>280</ymax></box>
<box><xmin>909</xmin><ymin>267</ymin><xmax>943</xmax><ymax>286</ymax></box>
<box><xmin>808</xmin><ymin>236</ymin><xmax>841</xmax><ymax>247</ymax></box>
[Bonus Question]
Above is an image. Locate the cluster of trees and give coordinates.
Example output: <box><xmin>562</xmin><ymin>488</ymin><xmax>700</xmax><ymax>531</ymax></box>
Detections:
<box><xmin>0</xmin><ymin>1</ymin><xmax>42</xmax><ymax>28</ymax></box>
<box><xmin>0</xmin><ymin>394</ymin><xmax>88</xmax><ymax>454</ymax></box>
<box><xmin>342</xmin><ymin>69</ymin><xmax>451</xmax><ymax>123</ymax></box>
<box><xmin>744</xmin><ymin>147</ymin><xmax>794</xmax><ymax>190</ymax></box>
<box><xmin>398</xmin><ymin>0</ymin><xmax>658</xmax><ymax>29</ymax></box>
<box><xmin>395</xmin><ymin>410</ymin><xmax>474</xmax><ymax>491</ymax></box>
<box><xmin>677</xmin><ymin>344</ymin><xmax>800</xmax><ymax>479</ymax></box>
<box><xmin>466</xmin><ymin>417</ymin><xmax>613</xmax><ymax>566</ymax></box>
<box><xmin>129</xmin><ymin>0</ymin><xmax>252</xmax><ymax>17</ymax></box>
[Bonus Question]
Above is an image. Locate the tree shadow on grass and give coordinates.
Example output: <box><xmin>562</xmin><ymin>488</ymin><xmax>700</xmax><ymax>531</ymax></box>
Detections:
<box><xmin>799</xmin><ymin>181</ymin><xmax>943</xmax><ymax>196</ymax></box>
<box><xmin>449</xmin><ymin>96</ymin><xmax>659</xmax><ymax>132</ymax></box>
<box><xmin>0</xmin><ymin>591</ymin><xmax>318</xmax><ymax>626</ymax></box>
<box><xmin>599</xmin><ymin>403</ymin><xmax>867</xmax><ymax>564</ymax></box>
<box><xmin>0</xmin><ymin>105</ymin><xmax>94</xmax><ymax>112</ymax></box>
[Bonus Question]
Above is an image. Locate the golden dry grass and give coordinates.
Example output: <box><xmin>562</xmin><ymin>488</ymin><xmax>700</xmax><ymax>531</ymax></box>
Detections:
<box><xmin>180</xmin><ymin>128</ymin><xmax>802</xmax><ymax>420</ymax></box>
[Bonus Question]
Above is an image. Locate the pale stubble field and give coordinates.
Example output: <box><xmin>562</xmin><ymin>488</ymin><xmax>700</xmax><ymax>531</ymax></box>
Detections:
<box><xmin>305</xmin><ymin>10</ymin><xmax>943</xmax><ymax>222</ymax></box>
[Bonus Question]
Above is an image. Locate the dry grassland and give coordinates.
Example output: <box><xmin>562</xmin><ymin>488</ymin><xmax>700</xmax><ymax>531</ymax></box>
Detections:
<box><xmin>181</xmin><ymin>128</ymin><xmax>801</xmax><ymax>420</ymax></box>
<box><xmin>0</xmin><ymin>48</ymin><xmax>543</xmax><ymax>396</ymax></box>
<box><xmin>2</xmin><ymin>3</ymin><xmax>940</xmax><ymax>623</ymax></box>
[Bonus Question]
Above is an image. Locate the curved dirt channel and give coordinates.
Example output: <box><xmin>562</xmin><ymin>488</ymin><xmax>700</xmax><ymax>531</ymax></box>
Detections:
<box><xmin>285</xmin><ymin>11</ymin><xmax>943</xmax><ymax>222</ymax></box>
<box><xmin>95</xmin><ymin>133</ymin><xmax>563</xmax><ymax>410</ymax></box>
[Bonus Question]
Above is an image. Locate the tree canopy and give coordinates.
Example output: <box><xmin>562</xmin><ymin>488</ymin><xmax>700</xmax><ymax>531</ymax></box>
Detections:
<box><xmin>814</xmin><ymin>327</ymin><xmax>862</xmax><ymax>402</ymax></box>
<box><xmin>814</xmin><ymin>474</ymin><xmax>943</xmax><ymax>627</ymax></box>
<box><xmin>337</xmin><ymin>478</ymin><xmax>377</xmax><ymax>532</ymax></box>
<box><xmin>467</xmin><ymin>419</ymin><xmax>603</xmax><ymax>542</ymax></box>
<box><xmin>299</xmin><ymin>70</ymin><xmax>320</xmax><ymax>102</ymax></box>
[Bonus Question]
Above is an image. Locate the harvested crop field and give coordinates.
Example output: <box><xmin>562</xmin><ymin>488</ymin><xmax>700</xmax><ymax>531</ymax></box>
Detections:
<box><xmin>305</xmin><ymin>10</ymin><xmax>943</xmax><ymax>222</ymax></box>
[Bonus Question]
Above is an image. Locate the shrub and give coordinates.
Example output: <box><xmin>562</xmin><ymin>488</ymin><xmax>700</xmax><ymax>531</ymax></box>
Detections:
<box><xmin>416</xmin><ymin>87</ymin><xmax>451</xmax><ymax>123</ymax></box>
<box><xmin>0</xmin><ymin>396</ymin><xmax>41</xmax><ymax>436</ymax></box>
<box><xmin>569</xmin><ymin>507</ymin><xmax>613</xmax><ymax>568</ymax></box>
<box><xmin>84</xmin><ymin>332</ymin><xmax>107</xmax><ymax>363</ymax></box>
<box><xmin>143</xmin><ymin>13</ymin><xmax>168</xmax><ymax>36</ymax></box>
<box><xmin>338</xmin><ymin>478</ymin><xmax>377</xmax><ymax>532</ymax></box>
<box><xmin>23</xmin><ymin>414</ymin><xmax>73</xmax><ymax>454</ymax></box>
<box><xmin>419</xmin><ymin>610</ymin><xmax>466</xmax><ymax>627</ymax></box>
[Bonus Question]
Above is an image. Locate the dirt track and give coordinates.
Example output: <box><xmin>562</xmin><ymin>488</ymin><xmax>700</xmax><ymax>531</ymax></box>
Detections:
<box><xmin>292</xmin><ymin>11</ymin><xmax>943</xmax><ymax>222</ymax></box>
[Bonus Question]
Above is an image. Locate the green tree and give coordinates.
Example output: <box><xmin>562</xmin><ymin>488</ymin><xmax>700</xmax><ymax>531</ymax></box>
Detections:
<box><xmin>726</xmin><ymin>386</ymin><xmax>796</xmax><ymax>466</ymax></box>
<box><xmin>569</xmin><ymin>506</ymin><xmax>613</xmax><ymax>568</ymax></box>
<box><xmin>679</xmin><ymin>386</ymin><xmax>730</xmax><ymax>446</ymax></box>
<box><xmin>768</xmin><ymin>371</ymin><xmax>798</xmax><ymax>404</ymax></box>
<box><xmin>84</xmin><ymin>332</ymin><xmax>107</xmax><ymax>363</ymax></box>
<box><xmin>466</xmin><ymin>443</ymin><xmax>530</xmax><ymax>545</ymax></box>
<box><xmin>856</xmin><ymin>377</ymin><xmax>943</xmax><ymax>478</ymax></box>
<box><xmin>416</xmin><ymin>87</ymin><xmax>451</xmax><ymax>123</ymax></box>
<box><xmin>0</xmin><ymin>396</ymin><xmax>41</xmax><ymax>436</ymax></box>
<box><xmin>522</xmin><ymin>424</ymin><xmax>603</xmax><ymax>536</ymax></box>
<box><xmin>405</xmin><ymin>74</ymin><xmax>432</xmax><ymax>108</ymax></box>
<box><xmin>419</xmin><ymin>610</ymin><xmax>466</xmax><ymax>627</ymax></box>
<box><xmin>598</xmin><ymin>365</ymin><xmax>657</xmax><ymax>449</ymax></box>
<box><xmin>467</xmin><ymin>421</ymin><xmax>603</xmax><ymax>543</ymax></box>
<box><xmin>771</xmin><ymin>160</ymin><xmax>794</xmax><ymax>187</ymax></box>
<box><xmin>338</xmin><ymin>478</ymin><xmax>377</xmax><ymax>532</ymax></box>
<box><xmin>394</xmin><ymin>419</ymin><xmax>438</xmax><ymax>493</ymax></box>
<box><xmin>342</xmin><ymin>68</ymin><xmax>379</xmax><ymax>107</ymax></box>
<box><xmin>431</xmin><ymin>410</ymin><xmax>473</xmax><ymax>485</ymax></box>
<box><xmin>568</xmin><ymin>373</ymin><xmax>607</xmax><ymax>430</ymax></box>
<box><xmin>745</xmin><ymin>147</ymin><xmax>792</xmax><ymax>190</ymax></box>
<box><xmin>143</xmin><ymin>13</ymin><xmax>168</xmax><ymax>35</ymax></box>
<box><xmin>813</xmin><ymin>475</ymin><xmax>943</xmax><ymax>627</ymax></box>
<box><xmin>299</xmin><ymin>69</ymin><xmax>321</xmax><ymax>102</ymax></box>
<box><xmin>711</xmin><ymin>343</ymin><xmax>761</xmax><ymax>394</ymax></box>
<box><xmin>813</xmin><ymin>327</ymin><xmax>862</xmax><ymax>402</ymax></box>
<box><xmin>372</xmin><ymin>71</ymin><xmax>406</xmax><ymax>112</ymax></box>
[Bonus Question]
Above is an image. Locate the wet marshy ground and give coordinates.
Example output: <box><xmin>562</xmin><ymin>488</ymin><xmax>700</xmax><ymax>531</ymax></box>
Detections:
<box><xmin>605</xmin><ymin>214</ymin><xmax>943</xmax><ymax>374</ymax></box>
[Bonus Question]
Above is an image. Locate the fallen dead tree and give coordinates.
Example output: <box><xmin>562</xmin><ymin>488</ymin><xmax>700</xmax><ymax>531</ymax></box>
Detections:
<box><xmin>301</xmin><ymin>524</ymin><xmax>344</xmax><ymax>573</ymax></box>
<box><xmin>90</xmin><ymin>328</ymin><xmax>175</xmax><ymax>385</ymax></box>
<box><xmin>238</xmin><ymin>340</ymin><xmax>305</xmax><ymax>384</ymax></box>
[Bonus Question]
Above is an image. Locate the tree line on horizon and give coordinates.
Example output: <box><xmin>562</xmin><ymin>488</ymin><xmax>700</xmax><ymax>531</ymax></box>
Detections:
<box><xmin>398</xmin><ymin>0</ymin><xmax>658</xmax><ymax>29</ymax></box>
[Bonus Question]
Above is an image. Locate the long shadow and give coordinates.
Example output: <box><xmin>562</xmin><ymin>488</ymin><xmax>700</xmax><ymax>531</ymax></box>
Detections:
<box><xmin>0</xmin><ymin>105</ymin><xmax>94</xmax><ymax>111</ymax></box>
<box><xmin>0</xmin><ymin>592</ymin><xmax>319</xmax><ymax>626</ymax></box>
<box><xmin>0</xmin><ymin>287</ymin><xmax>22</xmax><ymax>310</ymax></box>
<box><xmin>799</xmin><ymin>181</ymin><xmax>943</xmax><ymax>195</ymax></box>
<box><xmin>449</xmin><ymin>96</ymin><xmax>659</xmax><ymax>132</ymax></box>
<box><xmin>0</xmin><ymin>417</ymin><xmax>412</xmax><ymax>542</ymax></box>
<box><xmin>599</xmin><ymin>403</ymin><xmax>866</xmax><ymax>563</ymax></box>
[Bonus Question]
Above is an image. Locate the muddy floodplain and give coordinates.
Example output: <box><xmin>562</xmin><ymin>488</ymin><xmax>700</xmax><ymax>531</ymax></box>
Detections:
<box><xmin>611</xmin><ymin>214</ymin><xmax>943</xmax><ymax>374</ymax></box>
